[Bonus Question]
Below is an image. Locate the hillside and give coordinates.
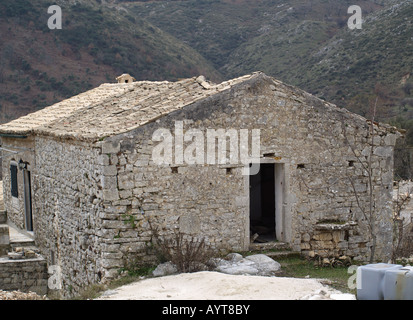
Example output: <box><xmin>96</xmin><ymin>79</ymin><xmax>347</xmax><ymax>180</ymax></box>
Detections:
<box><xmin>0</xmin><ymin>0</ymin><xmax>221</xmax><ymax>123</ymax></box>
<box><xmin>127</xmin><ymin>0</ymin><xmax>413</xmax><ymax>177</ymax></box>
<box><xmin>275</xmin><ymin>0</ymin><xmax>413</xmax><ymax>120</ymax></box>
<box><xmin>1</xmin><ymin>1</ymin><xmax>412</xmax><ymax>143</ymax></box>
<box><xmin>129</xmin><ymin>0</ymin><xmax>412</xmax><ymax>119</ymax></box>
<box><xmin>128</xmin><ymin>0</ymin><xmax>384</xmax><ymax>73</ymax></box>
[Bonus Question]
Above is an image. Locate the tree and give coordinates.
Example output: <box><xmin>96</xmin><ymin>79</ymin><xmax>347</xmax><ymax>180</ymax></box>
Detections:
<box><xmin>344</xmin><ymin>97</ymin><xmax>379</xmax><ymax>263</ymax></box>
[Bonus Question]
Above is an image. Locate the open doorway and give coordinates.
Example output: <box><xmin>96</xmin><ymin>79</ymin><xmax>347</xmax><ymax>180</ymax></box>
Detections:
<box><xmin>249</xmin><ymin>163</ymin><xmax>284</xmax><ymax>243</ymax></box>
<box><xmin>23</xmin><ymin>169</ymin><xmax>33</xmax><ymax>232</ymax></box>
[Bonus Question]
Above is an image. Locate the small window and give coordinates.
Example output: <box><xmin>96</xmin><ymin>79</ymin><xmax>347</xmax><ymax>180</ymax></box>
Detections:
<box><xmin>10</xmin><ymin>163</ymin><xmax>18</xmax><ymax>198</ymax></box>
<box><xmin>263</xmin><ymin>152</ymin><xmax>275</xmax><ymax>157</ymax></box>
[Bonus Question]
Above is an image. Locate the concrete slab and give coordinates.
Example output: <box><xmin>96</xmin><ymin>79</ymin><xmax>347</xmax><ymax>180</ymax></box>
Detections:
<box><xmin>8</xmin><ymin>225</ymin><xmax>35</xmax><ymax>248</ymax></box>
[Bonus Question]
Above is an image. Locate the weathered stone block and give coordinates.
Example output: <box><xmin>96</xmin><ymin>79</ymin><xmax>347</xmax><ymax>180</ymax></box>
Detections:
<box><xmin>101</xmin><ymin>175</ymin><xmax>117</xmax><ymax>190</ymax></box>
<box><xmin>332</xmin><ymin>231</ymin><xmax>343</xmax><ymax>243</ymax></box>
<box><xmin>302</xmin><ymin>233</ymin><xmax>311</xmax><ymax>242</ymax></box>
<box><xmin>103</xmin><ymin>165</ymin><xmax>117</xmax><ymax>176</ymax></box>
<box><xmin>384</xmin><ymin>134</ymin><xmax>398</xmax><ymax>146</ymax></box>
<box><xmin>101</xmin><ymin>141</ymin><xmax>121</xmax><ymax>154</ymax></box>
<box><xmin>313</xmin><ymin>232</ymin><xmax>332</xmax><ymax>241</ymax></box>
<box><xmin>118</xmin><ymin>174</ymin><xmax>134</xmax><ymax>190</ymax></box>
<box><xmin>134</xmin><ymin>159</ymin><xmax>149</xmax><ymax>167</ymax></box>
<box><xmin>97</xmin><ymin>154</ymin><xmax>110</xmax><ymax>166</ymax></box>
<box><xmin>0</xmin><ymin>211</ymin><xmax>7</xmax><ymax>224</ymax></box>
<box><xmin>374</xmin><ymin>146</ymin><xmax>392</xmax><ymax>158</ymax></box>
<box><xmin>119</xmin><ymin>189</ymin><xmax>132</xmax><ymax>199</ymax></box>
<box><xmin>102</xmin><ymin>189</ymin><xmax>119</xmax><ymax>201</ymax></box>
<box><xmin>0</xmin><ymin>225</ymin><xmax>10</xmax><ymax>255</ymax></box>
<box><xmin>101</xmin><ymin>258</ymin><xmax>122</xmax><ymax>269</ymax></box>
<box><xmin>179</xmin><ymin>214</ymin><xmax>201</xmax><ymax>234</ymax></box>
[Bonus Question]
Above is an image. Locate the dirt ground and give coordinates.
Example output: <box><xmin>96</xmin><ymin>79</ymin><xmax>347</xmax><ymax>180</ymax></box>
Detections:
<box><xmin>97</xmin><ymin>271</ymin><xmax>355</xmax><ymax>300</ymax></box>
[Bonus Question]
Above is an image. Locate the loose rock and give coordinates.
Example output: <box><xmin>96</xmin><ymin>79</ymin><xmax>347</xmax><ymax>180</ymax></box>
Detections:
<box><xmin>152</xmin><ymin>261</ymin><xmax>178</xmax><ymax>277</ymax></box>
<box><xmin>0</xmin><ymin>290</ymin><xmax>46</xmax><ymax>300</ymax></box>
<box><xmin>210</xmin><ymin>253</ymin><xmax>281</xmax><ymax>276</ymax></box>
<box><xmin>153</xmin><ymin>253</ymin><xmax>281</xmax><ymax>277</ymax></box>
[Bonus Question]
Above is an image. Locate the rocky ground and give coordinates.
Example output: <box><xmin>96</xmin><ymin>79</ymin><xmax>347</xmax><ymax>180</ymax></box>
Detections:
<box><xmin>0</xmin><ymin>290</ymin><xmax>46</xmax><ymax>300</ymax></box>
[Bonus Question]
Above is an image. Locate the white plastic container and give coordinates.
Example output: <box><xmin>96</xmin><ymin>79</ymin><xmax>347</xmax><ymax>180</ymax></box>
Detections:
<box><xmin>383</xmin><ymin>266</ymin><xmax>413</xmax><ymax>300</ymax></box>
<box><xmin>357</xmin><ymin>263</ymin><xmax>403</xmax><ymax>300</ymax></box>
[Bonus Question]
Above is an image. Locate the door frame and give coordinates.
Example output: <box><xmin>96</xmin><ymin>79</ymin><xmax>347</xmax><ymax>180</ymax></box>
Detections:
<box><xmin>22</xmin><ymin>165</ymin><xmax>33</xmax><ymax>232</ymax></box>
<box><xmin>245</xmin><ymin>159</ymin><xmax>290</xmax><ymax>246</ymax></box>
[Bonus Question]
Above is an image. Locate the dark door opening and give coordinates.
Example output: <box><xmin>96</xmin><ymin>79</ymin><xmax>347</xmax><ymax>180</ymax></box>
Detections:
<box><xmin>249</xmin><ymin>163</ymin><xmax>276</xmax><ymax>243</ymax></box>
<box><xmin>23</xmin><ymin>169</ymin><xmax>33</xmax><ymax>232</ymax></box>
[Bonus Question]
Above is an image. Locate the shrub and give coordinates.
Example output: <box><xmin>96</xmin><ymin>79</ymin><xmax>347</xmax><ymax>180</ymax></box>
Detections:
<box><xmin>150</xmin><ymin>222</ymin><xmax>213</xmax><ymax>273</ymax></box>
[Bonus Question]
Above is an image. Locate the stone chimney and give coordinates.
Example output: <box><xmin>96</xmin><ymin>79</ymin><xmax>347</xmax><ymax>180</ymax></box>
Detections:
<box><xmin>116</xmin><ymin>74</ymin><xmax>136</xmax><ymax>84</ymax></box>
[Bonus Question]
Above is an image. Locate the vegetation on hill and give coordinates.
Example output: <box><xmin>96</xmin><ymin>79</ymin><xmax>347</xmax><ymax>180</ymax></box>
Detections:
<box><xmin>0</xmin><ymin>0</ymin><xmax>220</xmax><ymax>122</ymax></box>
<box><xmin>1</xmin><ymin>0</ymin><xmax>412</xmax><ymax>175</ymax></box>
<box><xmin>128</xmin><ymin>0</ymin><xmax>384</xmax><ymax>74</ymax></box>
<box><xmin>128</xmin><ymin>0</ymin><xmax>413</xmax><ymax>177</ymax></box>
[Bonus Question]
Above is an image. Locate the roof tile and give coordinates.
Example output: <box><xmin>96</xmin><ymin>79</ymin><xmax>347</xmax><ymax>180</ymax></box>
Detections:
<box><xmin>0</xmin><ymin>73</ymin><xmax>261</xmax><ymax>140</ymax></box>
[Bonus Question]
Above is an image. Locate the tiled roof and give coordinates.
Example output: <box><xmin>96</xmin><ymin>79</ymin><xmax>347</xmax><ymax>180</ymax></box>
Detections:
<box><xmin>0</xmin><ymin>83</ymin><xmax>132</xmax><ymax>137</ymax></box>
<box><xmin>0</xmin><ymin>73</ymin><xmax>260</xmax><ymax>141</ymax></box>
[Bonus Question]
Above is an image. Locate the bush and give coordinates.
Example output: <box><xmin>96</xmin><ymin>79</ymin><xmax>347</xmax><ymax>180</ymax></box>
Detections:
<box><xmin>150</xmin><ymin>223</ymin><xmax>213</xmax><ymax>273</ymax></box>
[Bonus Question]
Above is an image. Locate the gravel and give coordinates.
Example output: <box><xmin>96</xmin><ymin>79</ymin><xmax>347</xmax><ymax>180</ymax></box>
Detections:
<box><xmin>0</xmin><ymin>290</ymin><xmax>47</xmax><ymax>300</ymax></box>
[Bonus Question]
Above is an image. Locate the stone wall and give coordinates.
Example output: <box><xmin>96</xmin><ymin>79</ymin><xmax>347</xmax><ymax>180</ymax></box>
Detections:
<box><xmin>1</xmin><ymin>136</ymin><xmax>36</xmax><ymax>230</ymax></box>
<box><xmin>33</xmin><ymin>137</ymin><xmax>106</xmax><ymax>297</ymax></box>
<box><xmin>0</xmin><ymin>141</ymin><xmax>2</xmax><ymax>181</ymax></box>
<box><xmin>6</xmin><ymin>75</ymin><xmax>399</xmax><ymax>296</ymax></box>
<box><xmin>0</xmin><ymin>256</ymin><xmax>47</xmax><ymax>295</ymax></box>
<box><xmin>0</xmin><ymin>225</ymin><xmax>9</xmax><ymax>256</ymax></box>
<box><xmin>99</xmin><ymin>75</ymin><xmax>398</xmax><ymax>265</ymax></box>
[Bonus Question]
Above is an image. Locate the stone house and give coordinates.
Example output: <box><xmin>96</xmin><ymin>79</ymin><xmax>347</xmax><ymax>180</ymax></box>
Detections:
<box><xmin>0</xmin><ymin>72</ymin><xmax>400</xmax><ymax>295</ymax></box>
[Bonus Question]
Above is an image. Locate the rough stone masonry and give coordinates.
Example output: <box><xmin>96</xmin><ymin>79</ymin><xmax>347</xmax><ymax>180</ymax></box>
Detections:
<box><xmin>0</xmin><ymin>72</ymin><xmax>401</xmax><ymax>297</ymax></box>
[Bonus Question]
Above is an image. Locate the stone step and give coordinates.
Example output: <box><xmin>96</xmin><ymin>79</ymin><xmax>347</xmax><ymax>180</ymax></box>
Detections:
<box><xmin>264</xmin><ymin>250</ymin><xmax>301</xmax><ymax>260</ymax></box>
<box><xmin>0</xmin><ymin>210</ymin><xmax>7</xmax><ymax>224</ymax></box>
<box><xmin>249</xmin><ymin>241</ymin><xmax>290</xmax><ymax>252</ymax></box>
<box><xmin>248</xmin><ymin>241</ymin><xmax>301</xmax><ymax>260</ymax></box>
<box><xmin>0</xmin><ymin>253</ymin><xmax>48</xmax><ymax>296</ymax></box>
<box><xmin>8</xmin><ymin>225</ymin><xmax>35</xmax><ymax>249</ymax></box>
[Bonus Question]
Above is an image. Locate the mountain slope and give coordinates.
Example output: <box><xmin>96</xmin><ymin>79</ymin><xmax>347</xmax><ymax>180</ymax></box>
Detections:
<box><xmin>293</xmin><ymin>0</ymin><xmax>413</xmax><ymax>118</ymax></box>
<box><xmin>1</xmin><ymin>0</ymin><xmax>411</xmax><ymax>125</ymax></box>
<box><xmin>128</xmin><ymin>0</ymin><xmax>385</xmax><ymax>74</ymax></box>
<box><xmin>128</xmin><ymin>0</ymin><xmax>411</xmax><ymax>121</ymax></box>
<box><xmin>222</xmin><ymin>0</ymin><xmax>412</xmax><ymax>120</ymax></box>
<box><xmin>0</xmin><ymin>0</ymin><xmax>221</xmax><ymax>123</ymax></box>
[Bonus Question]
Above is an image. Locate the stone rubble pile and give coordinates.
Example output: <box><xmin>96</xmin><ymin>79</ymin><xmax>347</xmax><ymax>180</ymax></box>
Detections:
<box><xmin>7</xmin><ymin>247</ymin><xmax>37</xmax><ymax>260</ymax></box>
<box><xmin>0</xmin><ymin>290</ymin><xmax>46</xmax><ymax>300</ymax></box>
<box><xmin>152</xmin><ymin>253</ymin><xmax>281</xmax><ymax>277</ymax></box>
<box><xmin>210</xmin><ymin>253</ymin><xmax>281</xmax><ymax>276</ymax></box>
